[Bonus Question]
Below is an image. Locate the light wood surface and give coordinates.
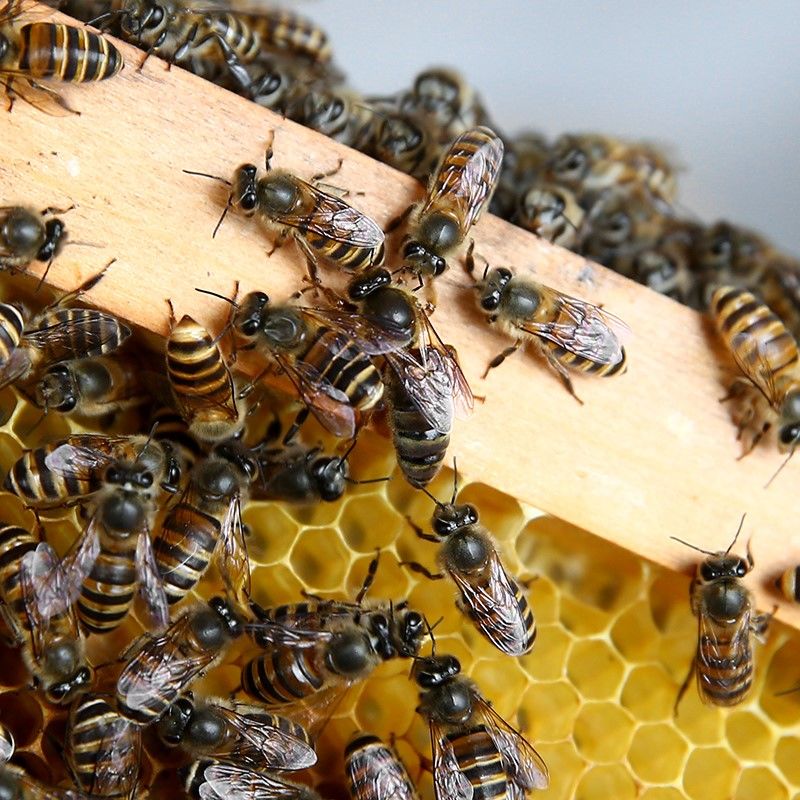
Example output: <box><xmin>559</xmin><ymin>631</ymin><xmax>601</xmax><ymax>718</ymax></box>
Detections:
<box><xmin>3</xmin><ymin>9</ymin><xmax>799</xmax><ymax>630</ymax></box>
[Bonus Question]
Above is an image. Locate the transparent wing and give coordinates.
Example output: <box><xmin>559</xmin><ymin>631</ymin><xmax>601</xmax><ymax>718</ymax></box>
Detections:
<box><xmin>350</xmin><ymin>749</ymin><xmax>417</xmax><ymax>800</ymax></box>
<box><xmin>218</xmin><ymin>493</ymin><xmax>251</xmax><ymax>608</ymax></box>
<box><xmin>43</xmin><ymin>435</ymin><xmax>134</xmax><ymax>479</ymax></box>
<box><xmin>24</xmin><ymin>309</ymin><xmax>130</xmax><ymax>361</ymax></box>
<box><xmin>430</xmin><ymin>720</ymin><xmax>473</xmax><ymax>800</ymax></box>
<box><xmin>199</xmin><ymin>762</ymin><xmax>307</xmax><ymax>800</ymax></box>
<box><xmin>729</xmin><ymin>331</ymin><xmax>786</xmax><ymax>408</ymax></box>
<box><xmin>88</xmin><ymin>716</ymin><xmax>140</xmax><ymax>797</ymax></box>
<box><xmin>0</xmin><ymin>348</ymin><xmax>31</xmax><ymax>389</ymax></box>
<box><xmin>245</xmin><ymin>618</ymin><xmax>334</xmax><ymax>649</ymax></box>
<box><xmin>298</xmin><ymin>305</ymin><xmax>412</xmax><ymax>356</ymax></box>
<box><xmin>135</xmin><ymin>532</ymin><xmax>169</xmax><ymax>632</ymax></box>
<box><xmin>695</xmin><ymin>609</ymin><xmax>752</xmax><ymax>704</ymax></box>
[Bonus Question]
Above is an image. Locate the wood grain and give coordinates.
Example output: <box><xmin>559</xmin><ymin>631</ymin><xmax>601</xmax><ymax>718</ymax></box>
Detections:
<box><xmin>3</xmin><ymin>9</ymin><xmax>799</xmax><ymax>631</ymax></box>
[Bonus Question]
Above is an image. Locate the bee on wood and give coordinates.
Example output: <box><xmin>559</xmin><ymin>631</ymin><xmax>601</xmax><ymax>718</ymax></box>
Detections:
<box><xmin>514</xmin><ymin>183</ymin><xmax>584</xmax><ymax>250</ymax></box>
<box><xmin>116</xmin><ymin>596</ymin><xmax>244</xmax><ymax>725</ymax></box>
<box><xmin>0</xmin><ymin>525</ymin><xmax>92</xmax><ymax>703</ymax></box>
<box><xmin>367</xmin><ymin>108</ymin><xmax>439</xmax><ymax>182</ymax></box>
<box><xmin>0</xmin><ymin>722</ymin><xmax>13</xmax><ymax>764</ymax></box>
<box><xmin>413</xmin><ymin>650</ymin><xmax>548</xmax><ymax>799</ymax></box>
<box><xmin>183</xmin><ymin>759</ymin><xmax>322</xmax><ymax>800</ymax></box>
<box><xmin>242</xmin><ymin>7</ymin><xmax>331</xmax><ymax>64</ymax></box>
<box><xmin>710</xmin><ymin>285</ymin><xmax>800</xmax><ymax>457</ymax></box>
<box><xmin>287</xmin><ymin>86</ymin><xmax>376</xmax><ymax>152</ymax></box>
<box><xmin>672</xmin><ymin>518</ymin><xmax>772</xmax><ymax>709</ymax></box>
<box><xmin>0</xmin><ymin>205</ymin><xmax>67</xmax><ymax>272</ymax></box>
<box><xmin>345</xmin><ymin>733</ymin><xmax>419</xmax><ymax>800</ymax></box>
<box><xmin>65</xmin><ymin>694</ymin><xmax>142</xmax><ymax>799</ymax></box>
<box><xmin>157</xmin><ymin>695</ymin><xmax>317</xmax><ymax>771</ymax></box>
<box><xmin>185</xmin><ymin>135</ymin><xmax>385</xmax><ymax>282</ymax></box>
<box><xmin>470</xmin><ymin>254</ymin><xmax>628</xmax><ymax>402</ymax></box>
<box><xmin>0</xmin><ymin>763</ymin><xmax>88</xmax><ymax>799</ymax></box>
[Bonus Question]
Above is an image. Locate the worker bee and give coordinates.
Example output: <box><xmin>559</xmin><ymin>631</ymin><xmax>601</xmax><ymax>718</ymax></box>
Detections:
<box><xmin>0</xmin><ymin>205</ymin><xmax>67</xmax><ymax>272</ymax></box>
<box><xmin>30</xmin><ymin>354</ymin><xmax>147</xmax><ymax>418</ymax></box>
<box><xmin>396</xmin><ymin>126</ymin><xmax>504</xmax><ymax>282</ymax></box>
<box><xmin>0</xmin><ymin>0</ymin><xmax>123</xmax><ymax>111</ymax></box>
<box><xmin>116</xmin><ymin>596</ymin><xmax>244</xmax><ymax>725</ymax></box>
<box><xmin>240</xmin><ymin>7</ymin><xmax>331</xmax><ymax>64</ymax></box>
<box><xmin>65</xmin><ymin>694</ymin><xmax>142</xmax><ymax>799</ymax></box>
<box><xmin>776</xmin><ymin>566</ymin><xmax>800</xmax><ymax>603</ymax></box>
<box><xmin>470</xmin><ymin>255</ymin><xmax>627</xmax><ymax>401</ymax></box>
<box><xmin>214</xmin><ymin>39</ymin><xmax>293</xmax><ymax>111</ymax></box>
<box><xmin>413</xmin><ymin>651</ymin><xmax>549</xmax><ymax>799</ymax></box>
<box><xmin>185</xmin><ymin>136</ymin><xmax>385</xmax><ymax>282</ymax></box>
<box><xmin>154</xmin><ymin>441</ymin><xmax>254</xmax><ymax>607</ymax></box>
<box><xmin>4</xmin><ymin>431</ymin><xmax>187</xmax><ymax>508</ymax></box>
<box><xmin>288</xmin><ymin>86</ymin><xmax>377</xmax><ymax>152</ymax></box>
<box><xmin>344</xmin><ymin>733</ymin><xmax>419</xmax><ymax>800</ymax></box>
<box><xmin>514</xmin><ymin>182</ymin><xmax>584</xmax><ymax>250</ymax></box>
<box><xmin>672</xmin><ymin>519</ymin><xmax>772</xmax><ymax>709</ymax></box>
<box><xmin>166</xmin><ymin>311</ymin><xmax>243</xmax><ymax>443</ymax></box>
<box><xmin>404</xmin><ymin>468</ymin><xmax>536</xmax><ymax>657</ymax></box>
<box><xmin>367</xmin><ymin>109</ymin><xmax>439</xmax><ymax>182</ymax></box>
<box><xmin>710</xmin><ymin>285</ymin><xmax>800</xmax><ymax>456</ymax></box>
<box><xmin>184</xmin><ymin>760</ymin><xmax>322</xmax><ymax>800</ymax></box>
<box><xmin>0</xmin><ymin>763</ymin><xmax>87</xmax><ymax>800</ymax></box>
<box><xmin>0</xmin><ymin>722</ymin><xmax>13</xmax><ymax>764</ymax></box>
<box><xmin>0</xmin><ymin>525</ymin><xmax>92</xmax><ymax>703</ymax></box>
<box><xmin>157</xmin><ymin>695</ymin><xmax>317</xmax><ymax>771</ymax></box>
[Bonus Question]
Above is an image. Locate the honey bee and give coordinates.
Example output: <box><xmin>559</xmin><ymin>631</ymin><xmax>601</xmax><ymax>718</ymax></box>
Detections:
<box><xmin>184</xmin><ymin>760</ymin><xmax>322</xmax><ymax>800</ymax></box>
<box><xmin>710</xmin><ymin>285</ymin><xmax>800</xmax><ymax>456</ymax></box>
<box><xmin>470</xmin><ymin>255</ymin><xmax>628</xmax><ymax>401</ymax></box>
<box><xmin>758</xmin><ymin>259</ymin><xmax>800</xmax><ymax>341</ymax></box>
<box><xmin>0</xmin><ymin>763</ymin><xmax>87</xmax><ymax>799</ymax></box>
<box><xmin>776</xmin><ymin>566</ymin><xmax>800</xmax><ymax>603</ymax></box>
<box><xmin>214</xmin><ymin>40</ymin><xmax>294</xmax><ymax>112</ymax></box>
<box><xmin>396</xmin><ymin>126</ymin><xmax>504</xmax><ymax>282</ymax></box>
<box><xmin>367</xmin><ymin>109</ymin><xmax>439</xmax><ymax>182</ymax></box>
<box><xmin>240</xmin><ymin>7</ymin><xmax>331</xmax><ymax>64</ymax></box>
<box><xmin>154</xmin><ymin>442</ymin><xmax>254</xmax><ymax>607</ymax></box>
<box><xmin>0</xmin><ymin>722</ymin><xmax>13</xmax><ymax>763</ymax></box>
<box><xmin>288</xmin><ymin>86</ymin><xmax>376</xmax><ymax>152</ymax></box>
<box><xmin>65</xmin><ymin>694</ymin><xmax>142</xmax><ymax>798</ymax></box>
<box><xmin>157</xmin><ymin>696</ymin><xmax>317</xmax><ymax>771</ymax></box>
<box><xmin>116</xmin><ymin>596</ymin><xmax>244</xmax><ymax>725</ymax></box>
<box><xmin>185</xmin><ymin>136</ymin><xmax>385</xmax><ymax>282</ymax></box>
<box><xmin>166</xmin><ymin>311</ymin><xmax>243</xmax><ymax>443</ymax></box>
<box><xmin>344</xmin><ymin>733</ymin><xmax>419</xmax><ymax>800</ymax></box>
<box><xmin>413</xmin><ymin>651</ymin><xmax>549</xmax><ymax>799</ymax></box>
<box><xmin>0</xmin><ymin>525</ymin><xmax>92</xmax><ymax>703</ymax></box>
<box><xmin>0</xmin><ymin>205</ymin><xmax>67</xmax><ymax>272</ymax></box>
<box><xmin>672</xmin><ymin>519</ymin><xmax>772</xmax><ymax>709</ymax></box>
<box><xmin>0</xmin><ymin>0</ymin><xmax>123</xmax><ymax>111</ymax></box>
<box><xmin>4</xmin><ymin>431</ymin><xmax>187</xmax><ymax>508</ymax></box>
<box><xmin>514</xmin><ymin>183</ymin><xmax>584</xmax><ymax>250</ymax></box>
<box><xmin>404</xmin><ymin>469</ymin><xmax>536</xmax><ymax>657</ymax></box>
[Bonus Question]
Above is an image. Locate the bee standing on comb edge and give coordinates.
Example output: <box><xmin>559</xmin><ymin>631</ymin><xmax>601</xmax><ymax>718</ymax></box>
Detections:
<box><xmin>469</xmin><ymin>250</ymin><xmax>628</xmax><ymax>402</ymax></box>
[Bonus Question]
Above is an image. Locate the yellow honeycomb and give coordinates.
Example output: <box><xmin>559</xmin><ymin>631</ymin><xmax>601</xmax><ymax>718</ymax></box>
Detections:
<box><xmin>0</xmin><ymin>284</ymin><xmax>798</xmax><ymax>800</ymax></box>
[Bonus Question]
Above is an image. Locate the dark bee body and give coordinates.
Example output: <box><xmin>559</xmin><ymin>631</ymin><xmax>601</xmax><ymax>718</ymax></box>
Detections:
<box><xmin>0</xmin><ymin>206</ymin><xmax>66</xmax><ymax>271</ymax></box>
<box><xmin>514</xmin><ymin>183</ymin><xmax>584</xmax><ymax>250</ymax></box>
<box><xmin>369</xmin><ymin>110</ymin><xmax>436</xmax><ymax>182</ymax></box>
<box><xmin>116</xmin><ymin>597</ymin><xmax>243</xmax><ymax>725</ymax></box>
<box><xmin>251</xmin><ymin>444</ymin><xmax>349</xmax><ymax>504</ymax></box>
<box><xmin>345</xmin><ymin>733</ymin><xmax>419</xmax><ymax>800</ymax></box>
<box><xmin>0</xmin><ymin>763</ymin><xmax>87</xmax><ymax>800</ymax></box>
<box><xmin>66</xmin><ymin>694</ymin><xmax>141</xmax><ymax>798</ymax></box>
<box><xmin>413</xmin><ymin>654</ymin><xmax>548</xmax><ymax>800</ymax></box>
<box><xmin>184</xmin><ymin>759</ymin><xmax>322</xmax><ymax>800</ymax></box>
<box><xmin>288</xmin><ymin>87</ymin><xmax>375</xmax><ymax>151</ymax></box>
<box><xmin>243</xmin><ymin>8</ymin><xmax>331</xmax><ymax>64</ymax></box>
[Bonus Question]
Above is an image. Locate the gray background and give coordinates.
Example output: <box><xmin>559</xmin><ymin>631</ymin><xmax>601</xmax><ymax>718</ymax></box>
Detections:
<box><xmin>306</xmin><ymin>1</ymin><xmax>800</xmax><ymax>254</ymax></box>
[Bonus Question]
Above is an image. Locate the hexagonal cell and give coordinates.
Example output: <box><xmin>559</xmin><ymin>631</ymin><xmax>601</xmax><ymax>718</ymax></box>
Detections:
<box><xmin>649</xmin><ymin>568</ymin><xmax>694</xmax><ymax>633</ymax></box>
<box><xmin>683</xmin><ymin>747</ymin><xmax>740</xmax><ymax>800</ymax></box>
<box><xmin>387</xmin><ymin>465</ymin><xmax>452</xmax><ymax>521</ymax></box>
<box><xmin>528</xmin><ymin>574</ymin><xmax>559</xmax><ymax>625</ymax></box>
<box><xmin>519</xmin><ymin>680</ymin><xmax>581</xmax><ymax>741</ymax></box>
<box><xmin>573</xmin><ymin>702</ymin><xmax>635</xmax><ymax>763</ymax></box>
<box><xmin>674</xmin><ymin>685</ymin><xmax>727</xmax><ymax>746</ymax></box>
<box><xmin>610</xmin><ymin>601</ymin><xmax>661</xmax><ymax>662</ymax></box>
<box><xmin>244</xmin><ymin>501</ymin><xmax>300</xmax><ymax>566</ymax></box>
<box><xmin>339</xmin><ymin>493</ymin><xmax>403</xmax><ymax>553</ymax></box>
<box><xmin>533</xmin><ymin>740</ymin><xmax>585</xmax><ymax>800</ymax></box>
<box><xmin>775</xmin><ymin>736</ymin><xmax>800</xmax><ymax>785</ymax></box>
<box><xmin>248</xmin><ymin>563</ymin><xmax>306</xmax><ymax>608</ymax></box>
<box><xmin>725</xmin><ymin>710</ymin><xmax>775</xmax><ymax>761</ymax></box>
<box><xmin>289</xmin><ymin>526</ymin><xmax>352</xmax><ymax>591</ymax></box>
<box><xmin>575</xmin><ymin>763</ymin><xmax>637</xmax><ymax>800</ymax></box>
<box><xmin>0</xmin><ymin>388</ymin><xmax>16</xmax><ymax>429</ymax></box>
<box><xmin>628</xmin><ymin>723</ymin><xmax>688</xmax><ymax>784</ymax></box>
<box><xmin>0</xmin><ymin>641</ymin><xmax>30</xmax><ymax>690</ymax></box>
<box><xmin>345</xmin><ymin>551</ymin><xmax>412</xmax><ymax>604</ymax></box>
<box><xmin>559</xmin><ymin>594</ymin><xmax>612</xmax><ymax>637</ymax></box>
<box><xmin>566</xmin><ymin>638</ymin><xmax>626</xmax><ymax>700</ymax></box>
<box><xmin>10</xmin><ymin>402</ymin><xmax>71</xmax><ymax>450</ymax></box>
<box><xmin>0</xmin><ymin>690</ymin><xmax>42</xmax><ymax>749</ymax></box>
<box><xmin>0</xmin><ymin>431</ymin><xmax>22</xmax><ymax>476</ymax></box>
<box><xmin>471</xmin><ymin>658</ymin><xmax>531</xmax><ymax>720</ymax></box>
<box><xmin>521</xmin><ymin>624</ymin><xmax>572</xmax><ymax>681</ymax></box>
<box><xmin>760</xmin><ymin>635</ymin><xmax>800</xmax><ymax>727</ymax></box>
<box><xmin>355</xmin><ymin>673</ymin><xmax>418</xmax><ymax>739</ymax></box>
<box><xmin>457</xmin><ymin>480</ymin><xmax>524</xmax><ymax>548</ymax></box>
<box><xmin>639</xmin><ymin>790</ymin><xmax>687</xmax><ymax>800</ymax></box>
<box><xmin>620</xmin><ymin>664</ymin><xmax>676</xmax><ymax>721</ymax></box>
<box><xmin>734</xmin><ymin>766</ymin><xmax>789</xmax><ymax>800</ymax></box>
<box><xmin>11</xmin><ymin>752</ymin><xmax>52</xmax><ymax>785</ymax></box>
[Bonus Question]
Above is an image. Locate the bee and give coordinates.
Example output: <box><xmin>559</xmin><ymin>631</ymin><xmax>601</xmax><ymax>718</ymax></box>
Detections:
<box><xmin>165</xmin><ymin>311</ymin><xmax>243</xmax><ymax>443</ymax></box>
<box><xmin>0</xmin><ymin>269</ymin><xmax>130</xmax><ymax>391</ymax></box>
<box><xmin>116</xmin><ymin>596</ymin><xmax>244</xmax><ymax>725</ymax></box>
<box><xmin>413</xmin><ymin>651</ymin><xmax>548</xmax><ymax>799</ymax></box>
<box><xmin>0</xmin><ymin>205</ymin><xmax>67</xmax><ymax>272</ymax></box>
<box><xmin>183</xmin><ymin>760</ymin><xmax>322</xmax><ymax>800</ymax></box>
<box><xmin>0</xmin><ymin>722</ymin><xmax>13</xmax><ymax>764</ymax></box>
<box><xmin>710</xmin><ymin>285</ymin><xmax>800</xmax><ymax>455</ymax></box>
<box><xmin>153</xmin><ymin>442</ymin><xmax>255</xmax><ymax>607</ymax></box>
<box><xmin>4</xmin><ymin>432</ymin><xmax>187</xmax><ymax>508</ymax></box>
<box><xmin>0</xmin><ymin>526</ymin><xmax>92</xmax><ymax>703</ymax></box>
<box><xmin>514</xmin><ymin>182</ymin><xmax>584</xmax><ymax>250</ymax></box>
<box><xmin>185</xmin><ymin>136</ymin><xmax>385</xmax><ymax>282</ymax></box>
<box><xmin>672</xmin><ymin>518</ymin><xmax>772</xmax><ymax>709</ymax></box>
<box><xmin>367</xmin><ymin>109</ymin><xmax>439</xmax><ymax>182</ymax></box>
<box><xmin>288</xmin><ymin>86</ymin><xmax>376</xmax><ymax>151</ymax></box>
<box><xmin>470</xmin><ymin>255</ymin><xmax>627</xmax><ymax>401</ymax></box>
<box><xmin>758</xmin><ymin>259</ymin><xmax>800</xmax><ymax>342</ymax></box>
<box><xmin>65</xmin><ymin>694</ymin><xmax>141</xmax><ymax>799</ymax></box>
<box><xmin>776</xmin><ymin>566</ymin><xmax>800</xmax><ymax>602</ymax></box>
<box><xmin>344</xmin><ymin>733</ymin><xmax>419</xmax><ymax>800</ymax></box>
<box><xmin>240</xmin><ymin>7</ymin><xmax>331</xmax><ymax>64</ymax></box>
<box><xmin>404</xmin><ymin>468</ymin><xmax>535</xmax><ymax>657</ymax></box>
<box><xmin>397</xmin><ymin>126</ymin><xmax>504</xmax><ymax>282</ymax></box>
<box><xmin>0</xmin><ymin>0</ymin><xmax>123</xmax><ymax>111</ymax></box>
<box><xmin>0</xmin><ymin>763</ymin><xmax>87</xmax><ymax>799</ymax></box>
<box><xmin>30</xmin><ymin>354</ymin><xmax>147</xmax><ymax>418</ymax></box>
<box><xmin>157</xmin><ymin>695</ymin><xmax>317</xmax><ymax>771</ymax></box>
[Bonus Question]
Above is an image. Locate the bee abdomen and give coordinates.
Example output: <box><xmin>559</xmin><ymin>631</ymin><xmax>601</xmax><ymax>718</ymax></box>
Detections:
<box><xmin>0</xmin><ymin>525</ymin><xmax>36</xmax><ymax>631</ymax></box>
<box><xmin>19</xmin><ymin>23</ymin><xmax>122</xmax><ymax>82</ymax></box>
<box><xmin>544</xmin><ymin>342</ymin><xmax>627</xmax><ymax>377</ymax></box>
<box><xmin>208</xmin><ymin>13</ymin><xmax>260</xmax><ymax>61</ymax></box>
<box><xmin>0</xmin><ymin>305</ymin><xmax>24</xmax><ymax>367</ymax></box>
<box><xmin>448</xmin><ymin>727</ymin><xmax>508</xmax><ymax>800</ymax></box>
<box><xmin>78</xmin><ymin>552</ymin><xmax>136</xmax><ymax>632</ymax></box>
<box><xmin>37</xmin><ymin>308</ymin><xmax>130</xmax><ymax>363</ymax></box>
<box><xmin>697</xmin><ymin>634</ymin><xmax>753</xmax><ymax>705</ymax></box>
<box><xmin>304</xmin><ymin>232</ymin><xmax>384</xmax><ymax>271</ymax></box>
<box><xmin>242</xmin><ymin>648</ymin><xmax>324</xmax><ymax>705</ymax></box>
<box><xmin>246</xmin><ymin>10</ymin><xmax>331</xmax><ymax>63</ymax></box>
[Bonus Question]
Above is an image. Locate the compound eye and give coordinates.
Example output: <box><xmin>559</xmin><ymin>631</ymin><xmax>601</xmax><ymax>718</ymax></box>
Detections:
<box><xmin>700</xmin><ymin>562</ymin><xmax>715</xmax><ymax>581</ymax></box>
<box><xmin>240</xmin><ymin>318</ymin><xmax>259</xmax><ymax>337</ymax></box>
<box><xmin>779</xmin><ymin>423</ymin><xmax>800</xmax><ymax>445</ymax></box>
<box><xmin>735</xmin><ymin>560</ymin><xmax>747</xmax><ymax>577</ymax></box>
<box><xmin>480</xmin><ymin>291</ymin><xmax>500</xmax><ymax>311</ymax></box>
<box><xmin>138</xmin><ymin>470</ymin><xmax>154</xmax><ymax>488</ymax></box>
<box><xmin>240</xmin><ymin>191</ymin><xmax>258</xmax><ymax>211</ymax></box>
<box><xmin>432</xmin><ymin>255</ymin><xmax>447</xmax><ymax>276</ymax></box>
<box><xmin>144</xmin><ymin>4</ymin><xmax>164</xmax><ymax>28</ymax></box>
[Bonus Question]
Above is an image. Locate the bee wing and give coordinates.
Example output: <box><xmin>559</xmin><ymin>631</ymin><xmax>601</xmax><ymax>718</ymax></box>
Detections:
<box><xmin>474</xmin><ymin>696</ymin><xmax>549</xmax><ymax>791</ymax></box>
<box><xmin>429</xmin><ymin>720</ymin><xmax>474</xmax><ymax>800</ymax></box>
<box><xmin>197</xmin><ymin>762</ymin><xmax>306</xmax><ymax>800</ymax></box>
<box><xmin>298</xmin><ymin>305</ymin><xmax>411</xmax><ymax>356</ymax></box>
<box><xmin>43</xmin><ymin>435</ymin><xmax>132</xmax><ymax>480</ymax></box>
<box><xmin>246</xmin><ymin>618</ymin><xmax>334</xmax><ymax>649</ymax></box>
<box><xmin>422</xmin><ymin>130</ymin><xmax>504</xmax><ymax>230</ymax></box>
<box><xmin>695</xmin><ymin>607</ymin><xmax>752</xmax><ymax>703</ymax></box>
<box><xmin>25</xmin><ymin>310</ymin><xmax>130</xmax><ymax>362</ymax></box>
<box><xmin>0</xmin><ymin>348</ymin><xmax>32</xmax><ymax>390</ymax></box>
<box><xmin>135</xmin><ymin>532</ymin><xmax>169</xmax><ymax>632</ymax></box>
<box><xmin>273</xmin><ymin>182</ymin><xmax>384</xmax><ymax>249</ymax></box>
<box><xmin>214</xmin><ymin>707</ymin><xmax>317</xmax><ymax>770</ymax></box>
<box><xmin>728</xmin><ymin>331</ymin><xmax>785</xmax><ymax>408</ymax></box>
<box><xmin>448</xmin><ymin>546</ymin><xmax>532</xmax><ymax>657</ymax></box>
<box><xmin>86</xmin><ymin>716</ymin><xmax>140</xmax><ymax>797</ymax></box>
<box><xmin>519</xmin><ymin>286</ymin><xmax>626</xmax><ymax>366</ymax></box>
<box><xmin>218</xmin><ymin>494</ymin><xmax>251</xmax><ymax>608</ymax></box>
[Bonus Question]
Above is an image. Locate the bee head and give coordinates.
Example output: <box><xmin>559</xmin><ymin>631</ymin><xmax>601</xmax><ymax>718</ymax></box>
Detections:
<box><xmin>213</xmin><ymin>440</ymin><xmax>258</xmax><ymax>485</ymax></box>
<box><xmin>44</xmin><ymin>642</ymin><xmax>92</xmax><ymax>704</ymax></box>
<box><xmin>208</xmin><ymin>597</ymin><xmax>244</xmax><ymax>640</ymax></box>
<box><xmin>158</xmin><ymin>441</ymin><xmax>184</xmax><ymax>495</ymax></box>
<box><xmin>37</xmin><ymin>218</ymin><xmax>66</xmax><ymax>263</ymax></box>
<box><xmin>36</xmin><ymin>364</ymin><xmax>76</xmax><ymax>413</ymax></box>
<box><xmin>699</xmin><ymin>553</ymin><xmax>749</xmax><ymax>583</ymax></box>
<box><xmin>550</xmin><ymin>143</ymin><xmax>589</xmax><ymax>184</ymax></box>
<box><xmin>310</xmin><ymin>456</ymin><xmax>348</xmax><ymax>502</ymax></box>
<box><xmin>234</xmin><ymin>291</ymin><xmax>270</xmax><ymax>338</ymax></box>
<box><xmin>411</xmin><ymin>653</ymin><xmax>461</xmax><ymax>688</ymax></box>
<box><xmin>478</xmin><ymin>267</ymin><xmax>512</xmax><ymax>312</ymax></box>
<box><xmin>347</xmin><ymin>267</ymin><xmax>392</xmax><ymax>301</ymax></box>
<box><xmin>231</xmin><ymin>164</ymin><xmax>259</xmax><ymax>215</ymax></box>
<box><xmin>157</xmin><ymin>697</ymin><xmax>194</xmax><ymax>746</ymax></box>
<box><xmin>392</xmin><ymin>608</ymin><xmax>425</xmax><ymax>658</ymax></box>
<box><xmin>432</xmin><ymin>502</ymin><xmax>478</xmax><ymax>536</ymax></box>
<box><xmin>778</xmin><ymin>390</ymin><xmax>800</xmax><ymax>452</ymax></box>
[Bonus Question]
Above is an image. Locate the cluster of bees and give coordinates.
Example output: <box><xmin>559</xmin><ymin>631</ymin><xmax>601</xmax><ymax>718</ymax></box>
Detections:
<box><xmin>0</xmin><ymin>0</ymin><xmax>799</xmax><ymax>798</ymax></box>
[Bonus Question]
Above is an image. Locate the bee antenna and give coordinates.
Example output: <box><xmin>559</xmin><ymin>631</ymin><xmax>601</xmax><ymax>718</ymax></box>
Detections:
<box><xmin>195</xmin><ymin>287</ymin><xmax>240</xmax><ymax>308</ymax></box>
<box><xmin>86</xmin><ymin>9</ymin><xmax>118</xmax><ymax>27</ymax></box>
<box><xmin>669</xmin><ymin>536</ymin><xmax>717</xmax><ymax>557</ymax></box>
<box><xmin>450</xmin><ymin>458</ymin><xmax>459</xmax><ymax>505</ymax></box>
<box><xmin>337</xmin><ymin>437</ymin><xmax>359</xmax><ymax>465</ymax></box>
<box><xmin>725</xmin><ymin>513</ymin><xmax>747</xmax><ymax>554</ymax></box>
<box><xmin>182</xmin><ymin>169</ymin><xmax>231</xmax><ymax>186</ymax></box>
<box><xmin>212</xmin><ymin>200</ymin><xmax>231</xmax><ymax>239</ymax></box>
<box><xmin>417</xmin><ymin>484</ymin><xmax>444</xmax><ymax>508</ymax></box>
<box><xmin>137</xmin><ymin>421</ymin><xmax>160</xmax><ymax>462</ymax></box>
<box><xmin>34</xmin><ymin>256</ymin><xmax>54</xmax><ymax>293</ymax></box>
<box><xmin>764</xmin><ymin>435</ymin><xmax>799</xmax><ymax>488</ymax></box>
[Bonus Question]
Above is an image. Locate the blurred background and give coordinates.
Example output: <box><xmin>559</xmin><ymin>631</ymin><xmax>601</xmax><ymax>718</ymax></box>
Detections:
<box><xmin>307</xmin><ymin>1</ymin><xmax>800</xmax><ymax>253</ymax></box>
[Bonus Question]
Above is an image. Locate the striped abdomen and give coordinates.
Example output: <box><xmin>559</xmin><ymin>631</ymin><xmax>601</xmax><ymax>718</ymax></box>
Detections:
<box><xmin>711</xmin><ymin>286</ymin><xmax>799</xmax><ymax>381</ymax></box>
<box><xmin>696</xmin><ymin>620</ymin><xmax>754</xmax><ymax>706</ymax></box>
<box><xmin>0</xmin><ymin>305</ymin><xmax>24</xmax><ymax>369</ymax></box>
<box><xmin>0</xmin><ymin>525</ymin><xmax>37</xmax><ymax>638</ymax></box>
<box><xmin>345</xmin><ymin>734</ymin><xmax>419</xmax><ymax>800</ymax></box>
<box><xmin>18</xmin><ymin>22</ymin><xmax>122</xmax><ymax>82</ymax></box>
<box><xmin>447</xmin><ymin>726</ymin><xmax>509</xmax><ymax>800</ymax></box>
<box><xmin>245</xmin><ymin>10</ymin><xmax>331</xmax><ymax>63</ymax></box>
<box><xmin>32</xmin><ymin>307</ymin><xmax>130</xmax><ymax>363</ymax></box>
<box><xmin>242</xmin><ymin>647</ymin><xmax>326</xmax><ymax>706</ymax></box>
<box><xmin>207</xmin><ymin>13</ymin><xmax>260</xmax><ymax>61</ymax></box>
<box><xmin>542</xmin><ymin>340</ymin><xmax>627</xmax><ymax>377</ymax></box>
<box><xmin>298</xmin><ymin>326</ymin><xmax>383</xmax><ymax>411</ymax></box>
<box><xmin>302</xmin><ymin>226</ymin><xmax>385</xmax><ymax>271</ymax></box>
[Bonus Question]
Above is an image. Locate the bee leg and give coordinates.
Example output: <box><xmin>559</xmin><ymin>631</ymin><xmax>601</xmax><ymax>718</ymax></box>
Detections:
<box><xmin>236</xmin><ymin>365</ymin><xmax>270</xmax><ymax>398</ymax></box>
<box><xmin>750</xmin><ymin>605</ymin><xmax>776</xmax><ymax>641</ymax></box>
<box><xmin>673</xmin><ymin>660</ymin><xmax>695</xmax><ymax>718</ymax></box>
<box><xmin>283</xmin><ymin>406</ymin><xmax>310</xmax><ymax>445</ymax></box>
<box><xmin>354</xmin><ymin>549</ymin><xmax>381</xmax><ymax>606</ymax></box>
<box><xmin>400</xmin><ymin>560</ymin><xmax>445</xmax><ymax>581</ymax></box>
<box><xmin>405</xmin><ymin>516</ymin><xmax>440</xmax><ymax>543</ymax></box>
<box><xmin>265</xmin><ymin>230</ymin><xmax>289</xmax><ymax>258</ymax></box>
<box><xmin>2</xmin><ymin>79</ymin><xmax>14</xmax><ymax>112</ymax></box>
<box><xmin>482</xmin><ymin>340</ymin><xmax>523</xmax><ymax>379</ymax></box>
<box><xmin>541</xmin><ymin>346</ymin><xmax>584</xmax><ymax>405</ymax></box>
<box><xmin>385</xmin><ymin>204</ymin><xmax>414</xmax><ymax>235</ymax></box>
<box><xmin>311</xmin><ymin>157</ymin><xmax>343</xmax><ymax>183</ymax></box>
<box><xmin>300</xmin><ymin>588</ymin><xmax>327</xmax><ymax>602</ymax></box>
